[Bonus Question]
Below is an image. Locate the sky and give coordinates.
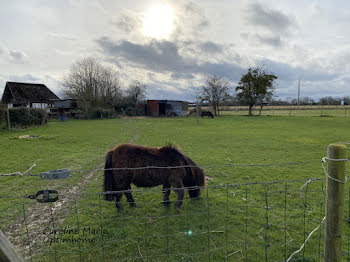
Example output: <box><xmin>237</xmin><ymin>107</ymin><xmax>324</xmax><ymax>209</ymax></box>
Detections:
<box><xmin>0</xmin><ymin>0</ymin><xmax>349</xmax><ymax>101</ymax></box>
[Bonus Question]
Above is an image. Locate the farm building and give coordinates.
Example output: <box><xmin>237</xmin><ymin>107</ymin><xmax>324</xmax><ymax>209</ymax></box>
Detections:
<box><xmin>1</xmin><ymin>81</ymin><xmax>59</xmax><ymax>111</ymax></box>
<box><xmin>48</xmin><ymin>99</ymin><xmax>87</xmax><ymax>119</ymax></box>
<box><xmin>146</xmin><ymin>100</ymin><xmax>188</xmax><ymax>116</ymax></box>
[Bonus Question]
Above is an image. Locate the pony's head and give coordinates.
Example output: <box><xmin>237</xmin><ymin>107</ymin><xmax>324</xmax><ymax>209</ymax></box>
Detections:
<box><xmin>189</xmin><ymin>166</ymin><xmax>206</xmax><ymax>198</ymax></box>
<box><xmin>161</xmin><ymin>144</ymin><xmax>206</xmax><ymax>199</ymax></box>
<box><xmin>182</xmin><ymin>156</ymin><xmax>206</xmax><ymax>199</ymax></box>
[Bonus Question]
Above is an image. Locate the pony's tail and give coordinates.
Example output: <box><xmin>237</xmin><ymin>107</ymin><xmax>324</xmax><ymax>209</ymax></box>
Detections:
<box><xmin>104</xmin><ymin>150</ymin><xmax>115</xmax><ymax>201</ymax></box>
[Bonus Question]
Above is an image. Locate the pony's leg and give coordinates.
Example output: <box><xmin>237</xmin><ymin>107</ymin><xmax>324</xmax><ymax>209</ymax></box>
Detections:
<box><xmin>115</xmin><ymin>191</ymin><xmax>123</xmax><ymax>212</ymax></box>
<box><xmin>125</xmin><ymin>186</ymin><xmax>136</xmax><ymax>207</ymax></box>
<box><xmin>162</xmin><ymin>185</ymin><xmax>171</xmax><ymax>206</ymax></box>
<box><xmin>173</xmin><ymin>184</ymin><xmax>184</xmax><ymax>212</ymax></box>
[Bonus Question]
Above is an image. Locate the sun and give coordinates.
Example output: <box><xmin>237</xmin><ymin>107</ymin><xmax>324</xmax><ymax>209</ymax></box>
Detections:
<box><xmin>143</xmin><ymin>3</ymin><xmax>174</xmax><ymax>40</ymax></box>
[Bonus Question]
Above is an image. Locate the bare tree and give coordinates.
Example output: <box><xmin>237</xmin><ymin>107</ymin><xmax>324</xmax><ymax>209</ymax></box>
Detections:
<box><xmin>126</xmin><ymin>80</ymin><xmax>146</xmax><ymax>105</ymax></box>
<box><xmin>63</xmin><ymin>57</ymin><xmax>121</xmax><ymax>112</ymax></box>
<box><xmin>201</xmin><ymin>75</ymin><xmax>230</xmax><ymax>116</ymax></box>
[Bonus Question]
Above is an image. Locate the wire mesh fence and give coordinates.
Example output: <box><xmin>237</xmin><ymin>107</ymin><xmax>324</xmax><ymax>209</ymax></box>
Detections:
<box><xmin>2</xmin><ymin>168</ymin><xmax>350</xmax><ymax>262</ymax></box>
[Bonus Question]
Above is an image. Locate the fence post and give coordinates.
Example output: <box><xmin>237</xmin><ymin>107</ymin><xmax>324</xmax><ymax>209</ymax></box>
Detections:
<box><xmin>0</xmin><ymin>229</ymin><xmax>25</xmax><ymax>262</ymax></box>
<box><xmin>324</xmin><ymin>143</ymin><xmax>347</xmax><ymax>262</ymax></box>
<box><xmin>7</xmin><ymin>107</ymin><xmax>10</xmax><ymax>131</ymax></box>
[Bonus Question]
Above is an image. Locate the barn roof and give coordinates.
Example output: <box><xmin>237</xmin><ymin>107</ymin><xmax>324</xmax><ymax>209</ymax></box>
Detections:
<box><xmin>1</xmin><ymin>81</ymin><xmax>59</xmax><ymax>104</ymax></box>
<box><xmin>147</xmin><ymin>100</ymin><xmax>188</xmax><ymax>103</ymax></box>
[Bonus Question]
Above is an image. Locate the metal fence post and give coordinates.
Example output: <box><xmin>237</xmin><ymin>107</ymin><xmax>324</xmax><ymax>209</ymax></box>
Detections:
<box><xmin>324</xmin><ymin>143</ymin><xmax>347</xmax><ymax>261</ymax></box>
<box><xmin>0</xmin><ymin>229</ymin><xmax>25</xmax><ymax>262</ymax></box>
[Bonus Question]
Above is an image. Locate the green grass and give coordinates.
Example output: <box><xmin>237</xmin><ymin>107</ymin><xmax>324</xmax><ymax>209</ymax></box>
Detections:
<box><xmin>220</xmin><ymin>108</ymin><xmax>350</xmax><ymax>117</ymax></box>
<box><xmin>1</xmin><ymin>115</ymin><xmax>350</xmax><ymax>261</ymax></box>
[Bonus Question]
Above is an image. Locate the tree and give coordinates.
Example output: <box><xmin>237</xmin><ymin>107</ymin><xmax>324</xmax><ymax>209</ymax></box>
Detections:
<box><xmin>63</xmin><ymin>57</ymin><xmax>122</xmax><ymax>112</ymax></box>
<box><xmin>236</xmin><ymin>67</ymin><xmax>277</xmax><ymax>116</ymax></box>
<box><xmin>115</xmin><ymin>80</ymin><xmax>147</xmax><ymax>116</ymax></box>
<box><xmin>201</xmin><ymin>75</ymin><xmax>230</xmax><ymax>116</ymax></box>
<box><xmin>319</xmin><ymin>96</ymin><xmax>340</xmax><ymax>105</ymax></box>
<box><xmin>125</xmin><ymin>80</ymin><xmax>146</xmax><ymax>106</ymax></box>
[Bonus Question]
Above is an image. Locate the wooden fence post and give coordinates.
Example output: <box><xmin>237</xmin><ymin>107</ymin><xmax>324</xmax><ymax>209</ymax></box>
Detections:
<box><xmin>7</xmin><ymin>107</ymin><xmax>10</xmax><ymax>131</ymax></box>
<box><xmin>196</xmin><ymin>102</ymin><xmax>199</xmax><ymax>124</ymax></box>
<box><xmin>324</xmin><ymin>143</ymin><xmax>347</xmax><ymax>262</ymax></box>
<box><xmin>0</xmin><ymin>229</ymin><xmax>25</xmax><ymax>262</ymax></box>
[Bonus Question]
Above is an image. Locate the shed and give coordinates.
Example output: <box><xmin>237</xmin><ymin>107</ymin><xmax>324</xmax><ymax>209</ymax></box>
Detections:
<box><xmin>48</xmin><ymin>99</ymin><xmax>87</xmax><ymax>119</ymax></box>
<box><xmin>1</xmin><ymin>81</ymin><xmax>59</xmax><ymax>110</ymax></box>
<box><xmin>146</xmin><ymin>100</ymin><xmax>188</xmax><ymax>116</ymax></box>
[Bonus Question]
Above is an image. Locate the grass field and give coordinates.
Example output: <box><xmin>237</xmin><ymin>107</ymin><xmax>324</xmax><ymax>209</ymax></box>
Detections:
<box><xmin>1</xmin><ymin>115</ymin><xmax>350</xmax><ymax>261</ymax></box>
<box><xmin>194</xmin><ymin>105</ymin><xmax>350</xmax><ymax>117</ymax></box>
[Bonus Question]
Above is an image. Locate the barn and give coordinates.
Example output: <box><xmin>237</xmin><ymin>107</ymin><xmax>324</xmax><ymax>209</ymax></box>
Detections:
<box><xmin>146</xmin><ymin>100</ymin><xmax>188</xmax><ymax>116</ymax></box>
<box><xmin>1</xmin><ymin>81</ymin><xmax>59</xmax><ymax>110</ymax></box>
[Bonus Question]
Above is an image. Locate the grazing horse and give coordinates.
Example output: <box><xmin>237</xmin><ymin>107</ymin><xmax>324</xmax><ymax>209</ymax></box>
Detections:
<box><xmin>103</xmin><ymin>144</ymin><xmax>206</xmax><ymax>211</ymax></box>
<box><xmin>201</xmin><ymin>111</ymin><xmax>214</xmax><ymax>118</ymax></box>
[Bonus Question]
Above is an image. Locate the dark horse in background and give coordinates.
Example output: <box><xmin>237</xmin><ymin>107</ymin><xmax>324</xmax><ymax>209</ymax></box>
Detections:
<box><xmin>103</xmin><ymin>144</ymin><xmax>206</xmax><ymax>211</ymax></box>
<box><xmin>201</xmin><ymin>111</ymin><xmax>214</xmax><ymax>118</ymax></box>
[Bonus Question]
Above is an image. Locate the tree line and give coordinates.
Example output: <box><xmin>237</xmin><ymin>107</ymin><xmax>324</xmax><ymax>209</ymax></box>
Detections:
<box><xmin>200</xmin><ymin>67</ymin><xmax>277</xmax><ymax>116</ymax></box>
<box><xmin>63</xmin><ymin>57</ymin><xmax>146</xmax><ymax>116</ymax></box>
<box><xmin>64</xmin><ymin>57</ymin><xmax>347</xmax><ymax>118</ymax></box>
<box><xmin>200</xmin><ymin>71</ymin><xmax>349</xmax><ymax>116</ymax></box>
<box><xmin>63</xmin><ymin>57</ymin><xmax>277</xmax><ymax>117</ymax></box>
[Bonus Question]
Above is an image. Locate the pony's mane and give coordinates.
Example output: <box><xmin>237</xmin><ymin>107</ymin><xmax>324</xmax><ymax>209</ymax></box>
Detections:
<box><xmin>161</xmin><ymin>143</ymin><xmax>183</xmax><ymax>154</ymax></box>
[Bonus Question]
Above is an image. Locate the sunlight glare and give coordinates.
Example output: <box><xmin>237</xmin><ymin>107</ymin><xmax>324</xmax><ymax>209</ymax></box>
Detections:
<box><xmin>143</xmin><ymin>3</ymin><xmax>174</xmax><ymax>39</ymax></box>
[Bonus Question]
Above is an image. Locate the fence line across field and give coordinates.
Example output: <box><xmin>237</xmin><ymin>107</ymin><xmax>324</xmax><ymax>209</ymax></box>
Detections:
<box><xmin>1</xmin><ymin>178</ymin><xmax>330</xmax><ymax>262</ymax></box>
<box><xmin>0</xmin><ymin>177</ymin><xmax>325</xmax><ymax>199</ymax></box>
<box><xmin>1</xmin><ymin>144</ymin><xmax>350</xmax><ymax>261</ymax></box>
<box><xmin>0</xmin><ymin>159</ymin><xmax>326</xmax><ymax>178</ymax></box>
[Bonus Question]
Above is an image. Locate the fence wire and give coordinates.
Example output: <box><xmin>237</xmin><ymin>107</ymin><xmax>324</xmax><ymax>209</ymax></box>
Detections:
<box><xmin>1</xmin><ymin>161</ymin><xmax>350</xmax><ymax>261</ymax></box>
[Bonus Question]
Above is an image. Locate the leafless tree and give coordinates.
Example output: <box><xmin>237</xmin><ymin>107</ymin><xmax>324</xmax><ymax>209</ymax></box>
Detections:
<box><xmin>201</xmin><ymin>75</ymin><xmax>230</xmax><ymax>116</ymax></box>
<box><xmin>126</xmin><ymin>80</ymin><xmax>146</xmax><ymax>105</ymax></box>
<box><xmin>63</xmin><ymin>57</ymin><xmax>121</xmax><ymax>112</ymax></box>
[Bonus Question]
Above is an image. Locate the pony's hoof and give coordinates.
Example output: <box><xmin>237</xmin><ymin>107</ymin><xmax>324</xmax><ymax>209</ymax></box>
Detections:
<box><xmin>129</xmin><ymin>202</ymin><xmax>136</xmax><ymax>207</ymax></box>
<box><xmin>163</xmin><ymin>201</ymin><xmax>171</xmax><ymax>206</ymax></box>
<box><xmin>116</xmin><ymin>204</ymin><xmax>124</xmax><ymax>212</ymax></box>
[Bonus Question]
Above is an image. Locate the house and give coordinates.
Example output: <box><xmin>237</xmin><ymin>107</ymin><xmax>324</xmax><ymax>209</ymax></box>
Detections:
<box><xmin>146</xmin><ymin>100</ymin><xmax>188</xmax><ymax>116</ymax></box>
<box><xmin>48</xmin><ymin>99</ymin><xmax>87</xmax><ymax>119</ymax></box>
<box><xmin>1</xmin><ymin>81</ymin><xmax>59</xmax><ymax>111</ymax></box>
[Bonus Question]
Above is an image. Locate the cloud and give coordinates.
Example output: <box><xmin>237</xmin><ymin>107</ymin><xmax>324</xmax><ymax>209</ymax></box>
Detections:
<box><xmin>258</xmin><ymin>58</ymin><xmax>337</xmax><ymax>82</ymax></box>
<box><xmin>246</xmin><ymin>3</ymin><xmax>294</xmax><ymax>34</ymax></box>
<box><xmin>47</xmin><ymin>32</ymin><xmax>76</xmax><ymax>41</ymax></box>
<box><xmin>183</xmin><ymin>2</ymin><xmax>210</xmax><ymax>31</ymax></box>
<box><xmin>96</xmin><ymin>37</ymin><xmax>244</xmax><ymax>80</ymax></box>
<box><xmin>256</xmin><ymin>34</ymin><xmax>282</xmax><ymax>47</ymax></box>
<box><xmin>199</xmin><ymin>42</ymin><xmax>223</xmax><ymax>53</ymax></box>
<box><xmin>115</xmin><ymin>14</ymin><xmax>141</xmax><ymax>33</ymax></box>
<box><xmin>8</xmin><ymin>74</ymin><xmax>41</xmax><ymax>83</ymax></box>
<box><xmin>171</xmin><ymin>1</ymin><xmax>210</xmax><ymax>41</ymax></box>
<box><xmin>171</xmin><ymin>72</ymin><xmax>195</xmax><ymax>80</ymax></box>
<box><xmin>240</xmin><ymin>33</ymin><xmax>282</xmax><ymax>47</ymax></box>
<box><xmin>146</xmin><ymin>82</ymin><xmax>195</xmax><ymax>101</ymax></box>
<box><xmin>0</xmin><ymin>45</ymin><xmax>28</xmax><ymax>64</ymax></box>
<box><xmin>9</xmin><ymin>50</ymin><xmax>27</xmax><ymax>63</ymax></box>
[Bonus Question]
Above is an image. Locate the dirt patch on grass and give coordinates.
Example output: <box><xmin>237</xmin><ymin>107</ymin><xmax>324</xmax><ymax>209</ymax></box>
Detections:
<box><xmin>6</xmin><ymin>118</ymin><xmax>140</xmax><ymax>260</ymax></box>
<box><xmin>5</xmin><ymin>168</ymin><xmax>102</xmax><ymax>260</ymax></box>
<box><xmin>18</xmin><ymin>135</ymin><xmax>40</xmax><ymax>139</ymax></box>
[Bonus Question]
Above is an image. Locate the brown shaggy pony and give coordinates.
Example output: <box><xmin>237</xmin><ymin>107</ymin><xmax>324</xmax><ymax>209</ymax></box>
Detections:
<box><xmin>103</xmin><ymin>144</ymin><xmax>206</xmax><ymax>211</ymax></box>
